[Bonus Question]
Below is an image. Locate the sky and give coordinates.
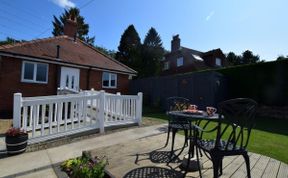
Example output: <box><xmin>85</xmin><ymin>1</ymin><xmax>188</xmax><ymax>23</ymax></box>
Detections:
<box><xmin>0</xmin><ymin>0</ymin><xmax>287</xmax><ymax>61</ymax></box>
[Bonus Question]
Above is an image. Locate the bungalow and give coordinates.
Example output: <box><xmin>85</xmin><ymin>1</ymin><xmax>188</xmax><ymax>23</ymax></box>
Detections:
<box><xmin>160</xmin><ymin>35</ymin><xmax>227</xmax><ymax>76</ymax></box>
<box><xmin>0</xmin><ymin>17</ymin><xmax>137</xmax><ymax>116</ymax></box>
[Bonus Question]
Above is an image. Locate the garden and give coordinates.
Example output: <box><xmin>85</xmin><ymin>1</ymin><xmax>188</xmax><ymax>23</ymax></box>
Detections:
<box><xmin>142</xmin><ymin>107</ymin><xmax>288</xmax><ymax>164</ymax></box>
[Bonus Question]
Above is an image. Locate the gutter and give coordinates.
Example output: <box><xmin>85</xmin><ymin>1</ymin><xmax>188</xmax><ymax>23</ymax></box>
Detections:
<box><xmin>0</xmin><ymin>51</ymin><xmax>137</xmax><ymax>76</ymax></box>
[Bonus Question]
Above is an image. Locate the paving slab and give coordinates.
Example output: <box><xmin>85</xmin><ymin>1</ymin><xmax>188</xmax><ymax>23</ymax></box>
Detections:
<box><xmin>15</xmin><ymin>166</ymin><xmax>57</xmax><ymax>178</ymax></box>
<box><xmin>0</xmin><ymin>150</ymin><xmax>52</xmax><ymax>177</ymax></box>
<box><xmin>0</xmin><ymin>124</ymin><xmax>167</xmax><ymax>177</ymax></box>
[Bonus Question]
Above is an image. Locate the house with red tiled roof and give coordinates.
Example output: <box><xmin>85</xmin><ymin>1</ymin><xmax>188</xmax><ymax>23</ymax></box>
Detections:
<box><xmin>160</xmin><ymin>35</ymin><xmax>227</xmax><ymax>76</ymax></box>
<box><xmin>0</xmin><ymin>18</ymin><xmax>137</xmax><ymax>115</ymax></box>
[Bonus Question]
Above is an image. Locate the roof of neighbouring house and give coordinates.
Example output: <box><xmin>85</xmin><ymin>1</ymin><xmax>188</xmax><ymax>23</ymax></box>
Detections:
<box><xmin>0</xmin><ymin>35</ymin><xmax>137</xmax><ymax>75</ymax></box>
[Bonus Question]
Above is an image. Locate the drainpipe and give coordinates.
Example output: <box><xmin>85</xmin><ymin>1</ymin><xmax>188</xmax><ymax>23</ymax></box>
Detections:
<box><xmin>56</xmin><ymin>45</ymin><xmax>60</xmax><ymax>59</ymax></box>
<box><xmin>86</xmin><ymin>67</ymin><xmax>91</xmax><ymax>90</ymax></box>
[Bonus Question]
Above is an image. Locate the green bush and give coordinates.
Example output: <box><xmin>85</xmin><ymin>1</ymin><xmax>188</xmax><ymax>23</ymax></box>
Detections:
<box><xmin>217</xmin><ymin>60</ymin><xmax>288</xmax><ymax>106</ymax></box>
<box><xmin>61</xmin><ymin>151</ymin><xmax>108</xmax><ymax>178</ymax></box>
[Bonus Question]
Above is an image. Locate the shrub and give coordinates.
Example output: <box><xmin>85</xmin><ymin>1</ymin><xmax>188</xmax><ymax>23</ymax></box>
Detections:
<box><xmin>61</xmin><ymin>151</ymin><xmax>108</xmax><ymax>178</ymax></box>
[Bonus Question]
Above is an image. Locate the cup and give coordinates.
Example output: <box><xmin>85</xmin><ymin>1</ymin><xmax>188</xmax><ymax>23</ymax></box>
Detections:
<box><xmin>206</xmin><ymin>106</ymin><xmax>217</xmax><ymax>116</ymax></box>
<box><xmin>188</xmin><ymin>104</ymin><xmax>198</xmax><ymax>111</ymax></box>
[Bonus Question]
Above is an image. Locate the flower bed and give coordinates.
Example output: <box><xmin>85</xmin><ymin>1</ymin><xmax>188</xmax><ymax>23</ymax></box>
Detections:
<box><xmin>61</xmin><ymin>151</ymin><xmax>113</xmax><ymax>178</ymax></box>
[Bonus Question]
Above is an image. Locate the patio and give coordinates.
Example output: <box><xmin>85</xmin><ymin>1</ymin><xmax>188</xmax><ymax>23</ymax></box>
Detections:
<box><xmin>89</xmin><ymin>131</ymin><xmax>288</xmax><ymax>178</ymax></box>
<box><xmin>0</xmin><ymin>123</ymin><xmax>287</xmax><ymax>178</ymax></box>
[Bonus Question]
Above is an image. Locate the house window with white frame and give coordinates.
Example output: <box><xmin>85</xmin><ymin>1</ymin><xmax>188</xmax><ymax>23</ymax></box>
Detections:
<box><xmin>163</xmin><ymin>61</ymin><xmax>169</xmax><ymax>70</ymax></box>
<box><xmin>216</xmin><ymin>58</ymin><xmax>222</xmax><ymax>66</ymax></box>
<box><xmin>22</xmin><ymin>61</ymin><xmax>48</xmax><ymax>83</ymax></box>
<box><xmin>176</xmin><ymin>57</ymin><xmax>183</xmax><ymax>67</ymax></box>
<box><xmin>102</xmin><ymin>72</ymin><xmax>117</xmax><ymax>88</ymax></box>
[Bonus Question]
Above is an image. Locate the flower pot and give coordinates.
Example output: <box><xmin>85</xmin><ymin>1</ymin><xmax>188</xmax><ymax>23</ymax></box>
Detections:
<box><xmin>5</xmin><ymin>133</ymin><xmax>28</xmax><ymax>155</ymax></box>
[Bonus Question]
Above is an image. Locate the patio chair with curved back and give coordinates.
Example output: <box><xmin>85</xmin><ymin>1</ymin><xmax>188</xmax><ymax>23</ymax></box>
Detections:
<box><xmin>164</xmin><ymin>97</ymin><xmax>191</xmax><ymax>157</ymax></box>
<box><xmin>193</xmin><ymin>98</ymin><xmax>257</xmax><ymax>178</ymax></box>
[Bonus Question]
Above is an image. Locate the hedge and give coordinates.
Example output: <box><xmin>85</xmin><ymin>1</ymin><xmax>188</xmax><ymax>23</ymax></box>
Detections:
<box><xmin>217</xmin><ymin>60</ymin><xmax>288</xmax><ymax>106</ymax></box>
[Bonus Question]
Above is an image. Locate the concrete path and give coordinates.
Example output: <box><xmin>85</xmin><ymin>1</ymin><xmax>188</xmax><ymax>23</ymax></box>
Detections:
<box><xmin>0</xmin><ymin>124</ymin><xmax>167</xmax><ymax>178</ymax></box>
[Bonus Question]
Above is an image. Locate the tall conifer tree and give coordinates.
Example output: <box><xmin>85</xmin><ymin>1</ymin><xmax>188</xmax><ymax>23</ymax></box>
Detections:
<box><xmin>141</xmin><ymin>27</ymin><xmax>164</xmax><ymax>77</ymax></box>
<box><xmin>116</xmin><ymin>25</ymin><xmax>142</xmax><ymax>71</ymax></box>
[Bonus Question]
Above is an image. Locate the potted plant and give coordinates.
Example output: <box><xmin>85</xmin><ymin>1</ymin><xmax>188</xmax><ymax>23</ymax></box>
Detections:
<box><xmin>5</xmin><ymin>127</ymin><xmax>28</xmax><ymax>155</ymax></box>
<box><xmin>61</xmin><ymin>151</ymin><xmax>113</xmax><ymax>178</ymax></box>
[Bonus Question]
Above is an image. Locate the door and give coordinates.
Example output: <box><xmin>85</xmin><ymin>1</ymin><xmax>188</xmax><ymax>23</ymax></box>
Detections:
<box><xmin>60</xmin><ymin>67</ymin><xmax>80</xmax><ymax>91</ymax></box>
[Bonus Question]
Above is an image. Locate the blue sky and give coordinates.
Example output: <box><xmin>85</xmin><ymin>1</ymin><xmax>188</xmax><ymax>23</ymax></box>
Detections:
<box><xmin>0</xmin><ymin>0</ymin><xmax>287</xmax><ymax>61</ymax></box>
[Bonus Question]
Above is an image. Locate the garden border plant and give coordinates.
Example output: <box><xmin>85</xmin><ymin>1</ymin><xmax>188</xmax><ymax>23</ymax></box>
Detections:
<box><xmin>61</xmin><ymin>151</ymin><xmax>110</xmax><ymax>178</ymax></box>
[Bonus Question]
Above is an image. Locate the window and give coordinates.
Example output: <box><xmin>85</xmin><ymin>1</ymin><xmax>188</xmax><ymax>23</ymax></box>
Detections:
<box><xmin>22</xmin><ymin>61</ymin><xmax>48</xmax><ymax>83</ymax></box>
<box><xmin>163</xmin><ymin>62</ymin><xmax>169</xmax><ymax>70</ymax></box>
<box><xmin>177</xmin><ymin>57</ymin><xmax>183</xmax><ymax>67</ymax></box>
<box><xmin>102</xmin><ymin>72</ymin><xmax>117</xmax><ymax>88</ymax></box>
<box><xmin>216</xmin><ymin>58</ymin><xmax>222</xmax><ymax>66</ymax></box>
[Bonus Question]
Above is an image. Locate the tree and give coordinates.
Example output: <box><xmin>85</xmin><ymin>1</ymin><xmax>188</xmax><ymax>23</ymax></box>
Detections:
<box><xmin>0</xmin><ymin>37</ymin><xmax>25</xmax><ymax>46</ymax></box>
<box><xmin>95</xmin><ymin>46</ymin><xmax>116</xmax><ymax>58</ymax></box>
<box><xmin>226</xmin><ymin>52</ymin><xmax>241</xmax><ymax>65</ymax></box>
<box><xmin>226</xmin><ymin>50</ymin><xmax>260</xmax><ymax>66</ymax></box>
<box><xmin>52</xmin><ymin>8</ymin><xmax>95</xmax><ymax>45</ymax></box>
<box><xmin>276</xmin><ymin>55</ymin><xmax>288</xmax><ymax>61</ymax></box>
<box><xmin>141</xmin><ymin>27</ymin><xmax>164</xmax><ymax>77</ymax></box>
<box><xmin>241</xmin><ymin>50</ymin><xmax>259</xmax><ymax>64</ymax></box>
<box><xmin>115</xmin><ymin>25</ymin><xmax>142</xmax><ymax>71</ymax></box>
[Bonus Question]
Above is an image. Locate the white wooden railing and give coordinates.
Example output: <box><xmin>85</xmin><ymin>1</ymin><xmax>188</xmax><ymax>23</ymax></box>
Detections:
<box><xmin>13</xmin><ymin>91</ymin><xmax>143</xmax><ymax>143</ymax></box>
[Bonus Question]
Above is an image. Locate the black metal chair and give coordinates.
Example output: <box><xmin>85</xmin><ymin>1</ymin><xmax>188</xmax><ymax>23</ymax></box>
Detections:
<box><xmin>193</xmin><ymin>98</ymin><xmax>257</xmax><ymax>178</ymax></box>
<box><xmin>164</xmin><ymin>97</ymin><xmax>191</xmax><ymax>158</ymax></box>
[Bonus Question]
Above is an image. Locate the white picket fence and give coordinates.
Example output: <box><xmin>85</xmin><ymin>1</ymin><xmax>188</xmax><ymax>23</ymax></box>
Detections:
<box><xmin>13</xmin><ymin>91</ymin><xmax>143</xmax><ymax>144</ymax></box>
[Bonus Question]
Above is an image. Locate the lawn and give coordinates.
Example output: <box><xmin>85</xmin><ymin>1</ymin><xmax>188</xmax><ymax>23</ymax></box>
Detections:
<box><xmin>142</xmin><ymin>107</ymin><xmax>288</xmax><ymax>164</ymax></box>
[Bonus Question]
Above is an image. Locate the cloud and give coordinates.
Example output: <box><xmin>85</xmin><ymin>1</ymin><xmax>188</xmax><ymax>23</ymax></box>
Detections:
<box><xmin>206</xmin><ymin>11</ymin><xmax>215</xmax><ymax>21</ymax></box>
<box><xmin>51</xmin><ymin>0</ymin><xmax>76</xmax><ymax>8</ymax></box>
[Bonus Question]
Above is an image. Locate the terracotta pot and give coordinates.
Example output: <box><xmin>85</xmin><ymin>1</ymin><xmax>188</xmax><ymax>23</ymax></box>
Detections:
<box><xmin>5</xmin><ymin>133</ymin><xmax>28</xmax><ymax>155</ymax></box>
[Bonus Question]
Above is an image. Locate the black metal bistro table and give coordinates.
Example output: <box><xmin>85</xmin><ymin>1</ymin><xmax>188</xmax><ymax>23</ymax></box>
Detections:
<box><xmin>167</xmin><ymin>110</ymin><xmax>220</xmax><ymax>172</ymax></box>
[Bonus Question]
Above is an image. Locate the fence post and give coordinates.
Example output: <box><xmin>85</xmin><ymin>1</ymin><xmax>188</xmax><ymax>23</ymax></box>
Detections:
<box><xmin>99</xmin><ymin>91</ymin><xmax>105</xmax><ymax>133</ymax></box>
<box><xmin>116</xmin><ymin>92</ymin><xmax>121</xmax><ymax>116</ymax></box>
<box><xmin>136</xmin><ymin>92</ymin><xmax>143</xmax><ymax>126</ymax></box>
<box><xmin>13</xmin><ymin>93</ymin><xmax>22</xmax><ymax>128</ymax></box>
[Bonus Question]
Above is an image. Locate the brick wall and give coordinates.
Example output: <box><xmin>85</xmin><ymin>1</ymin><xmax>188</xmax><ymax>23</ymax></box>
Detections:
<box><xmin>0</xmin><ymin>56</ymin><xmax>131</xmax><ymax>115</ymax></box>
<box><xmin>0</xmin><ymin>57</ymin><xmax>58</xmax><ymax>114</ymax></box>
<box><xmin>87</xmin><ymin>70</ymin><xmax>130</xmax><ymax>94</ymax></box>
<box><xmin>161</xmin><ymin>51</ymin><xmax>208</xmax><ymax>75</ymax></box>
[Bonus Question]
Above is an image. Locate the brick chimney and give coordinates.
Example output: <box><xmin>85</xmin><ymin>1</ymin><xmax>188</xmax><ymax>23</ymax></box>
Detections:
<box><xmin>63</xmin><ymin>15</ymin><xmax>77</xmax><ymax>38</ymax></box>
<box><xmin>171</xmin><ymin>34</ymin><xmax>180</xmax><ymax>52</ymax></box>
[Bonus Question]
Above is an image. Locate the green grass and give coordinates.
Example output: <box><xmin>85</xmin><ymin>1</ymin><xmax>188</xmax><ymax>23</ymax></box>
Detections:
<box><xmin>143</xmin><ymin>107</ymin><xmax>288</xmax><ymax>164</ymax></box>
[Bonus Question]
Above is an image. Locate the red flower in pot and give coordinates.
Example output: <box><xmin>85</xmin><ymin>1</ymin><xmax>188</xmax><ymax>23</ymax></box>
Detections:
<box><xmin>5</xmin><ymin>127</ymin><xmax>28</xmax><ymax>155</ymax></box>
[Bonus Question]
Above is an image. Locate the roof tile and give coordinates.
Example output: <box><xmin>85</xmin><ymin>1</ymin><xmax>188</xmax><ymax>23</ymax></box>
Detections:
<box><xmin>0</xmin><ymin>36</ymin><xmax>136</xmax><ymax>74</ymax></box>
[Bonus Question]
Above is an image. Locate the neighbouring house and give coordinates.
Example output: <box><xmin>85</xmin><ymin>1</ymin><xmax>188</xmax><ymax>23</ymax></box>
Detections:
<box><xmin>0</xmin><ymin>17</ymin><xmax>137</xmax><ymax>116</ymax></box>
<box><xmin>160</xmin><ymin>35</ymin><xmax>227</xmax><ymax>76</ymax></box>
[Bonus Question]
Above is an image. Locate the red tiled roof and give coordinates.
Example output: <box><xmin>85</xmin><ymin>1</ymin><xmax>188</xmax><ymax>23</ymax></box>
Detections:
<box><xmin>0</xmin><ymin>35</ymin><xmax>137</xmax><ymax>75</ymax></box>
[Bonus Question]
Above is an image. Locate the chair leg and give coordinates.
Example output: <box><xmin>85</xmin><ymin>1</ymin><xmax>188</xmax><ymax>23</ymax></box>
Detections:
<box><xmin>170</xmin><ymin>129</ymin><xmax>177</xmax><ymax>157</ymax></box>
<box><xmin>183</xmin><ymin>135</ymin><xmax>193</xmax><ymax>177</ymax></box>
<box><xmin>219</xmin><ymin>157</ymin><xmax>223</xmax><ymax>176</ymax></box>
<box><xmin>184</xmin><ymin>129</ymin><xmax>188</xmax><ymax>147</ymax></box>
<box><xmin>163</xmin><ymin>126</ymin><xmax>171</xmax><ymax>148</ymax></box>
<box><xmin>243</xmin><ymin>153</ymin><xmax>251</xmax><ymax>178</ymax></box>
<box><xmin>196</xmin><ymin>146</ymin><xmax>202</xmax><ymax>178</ymax></box>
<box><xmin>211</xmin><ymin>156</ymin><xmax>220</xmax><ymax>178</ymax></box>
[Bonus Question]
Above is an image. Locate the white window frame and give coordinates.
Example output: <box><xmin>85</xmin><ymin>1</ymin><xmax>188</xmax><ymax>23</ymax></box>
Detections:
<box><xmin>177</xmin><ymin>57</ymin><xmax>184</xmax><ymax>67</ymax></box>
<box><xmin>21</xmin><ymin>61</ymin><xmax>49</xmax><ymax>84</ymax></box>
<box><xmin>216</xmin><ymin>58</ymin><xmax>222</xmax><ymax>66</ymax></box>
<box><xmin>102</xmin><ymin>72</ymin><xmax>117</xmax><ymax>89</ymax></box>
<box><xmin>163</xmin><ymin>61</ymin><xmax>169</xmax><ymax>70</ymax></box>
